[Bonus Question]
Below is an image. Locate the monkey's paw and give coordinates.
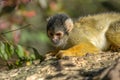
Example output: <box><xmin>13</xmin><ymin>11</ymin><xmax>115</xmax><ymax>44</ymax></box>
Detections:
<box><xmin>56</xmin><ymin>50</ymin><xmax>75</xmax><ymax>58</ymax></box>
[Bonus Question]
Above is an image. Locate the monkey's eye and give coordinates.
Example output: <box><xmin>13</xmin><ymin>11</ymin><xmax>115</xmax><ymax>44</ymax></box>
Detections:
<box><xmin>55</xmin><ymin>32</ymin><xmax>63</xmax><ymax>38</ymax></box>
<box><xmin>56</xmin><ymin>33</ymin><xmax>61</xmax><ymax>36</ymax></box>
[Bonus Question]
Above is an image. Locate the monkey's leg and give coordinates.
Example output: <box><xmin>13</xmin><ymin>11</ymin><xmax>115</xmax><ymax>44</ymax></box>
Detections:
<box><xmin>56</xmin><ymin>42</ymin><xmax>100</xmax><ymax>58</ymax></box>
<box><xmin>106</xmin><ymin>20</ymin><xmax>120</xmax><ymax>51</ymax></box>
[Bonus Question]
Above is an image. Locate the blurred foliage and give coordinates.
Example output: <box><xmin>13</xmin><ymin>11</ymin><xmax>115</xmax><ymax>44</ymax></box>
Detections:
<box><xmin>0</xmin><ymin>0</ymin><xmax>120</xmax><ymax>69</ymax></box>
<box><xmin>0</xmin><ymin>37</ymin><xmax>44</xmax><ymax>69</ymax></box>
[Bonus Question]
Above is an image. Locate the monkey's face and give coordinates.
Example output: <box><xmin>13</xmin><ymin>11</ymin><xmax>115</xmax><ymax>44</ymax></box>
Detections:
<box><xmin>46</xmin><ymin>13</ymin><xmax>73</xmax><ymax>48</ymax></box>
<box><xmin>47</xmin><ymin>28</ymin><xmax>68</xmax><ymax>47</ymax></box>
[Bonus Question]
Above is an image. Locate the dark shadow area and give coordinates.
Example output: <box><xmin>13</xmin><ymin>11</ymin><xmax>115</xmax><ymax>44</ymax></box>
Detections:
<box><xmin>102</xmin><ymin>1</ymin><xmax>120</xmax><ymax>12</ymax></box>
<box><xmin>43</xmin><ymin>57</ymin><xmax>120</xmax><ymax>80</ymax></box>
<box><xmin>45</xmin><ymin>73</ymin><xmax>66</xmax><ymax>80</ymax></box>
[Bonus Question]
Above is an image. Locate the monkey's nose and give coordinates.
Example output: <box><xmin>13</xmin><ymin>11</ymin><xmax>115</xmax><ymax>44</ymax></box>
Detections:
<box><xmin>52</xmin><ymin>39</ymin><xmax>59</xmax><ymax>44</ymax></box>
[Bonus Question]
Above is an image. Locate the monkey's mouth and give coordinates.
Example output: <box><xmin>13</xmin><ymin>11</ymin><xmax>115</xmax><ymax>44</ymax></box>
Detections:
<box><xmin>50</xmin><ymin>36</ymin><xmax>68</xmax><ymax>48</ymax></box>
<box><xmin>52</xmin><ymin>40</ymin><xmax>60</xmax><ymax>45</ymax></box>
<box><xmin>51</xmin><ymin>39</ymin><xmax>63</xmax><ymax>47</ymax></box>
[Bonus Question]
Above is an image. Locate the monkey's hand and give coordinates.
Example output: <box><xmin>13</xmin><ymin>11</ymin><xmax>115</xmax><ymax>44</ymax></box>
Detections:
<box><xmin>56</xmin><ymin>42</ymin><xmax>100</xmax><ymax>58</ymax></box>
<box><xmin>46</xmin><ymin>51</ymin><xmax>57</xmax><ymax>57</ymax></box>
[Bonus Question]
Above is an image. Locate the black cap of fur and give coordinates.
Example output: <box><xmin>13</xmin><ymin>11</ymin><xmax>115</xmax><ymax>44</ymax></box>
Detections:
<box><xmin>47</xmin><ymin>14</ymin><xmax>70</xmax><ymax>32</ymax></box>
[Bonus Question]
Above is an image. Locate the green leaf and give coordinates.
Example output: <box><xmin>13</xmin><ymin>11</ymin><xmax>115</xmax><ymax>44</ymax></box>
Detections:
<box><xmin>0</xmin><ymin>42</ymin><xmax>9</xmax><ymax>60</ymax></box>
<box><xmin>3</xmin><ymin>50</ymin><xmax>9</xmax><ymax>60</ymax></box>
<box><xmin>15</xmin><ymin>45</ymin><xmax>24</xmax><ymax>58</ymax></box>
<box><xmin>9</xmin><ymin>44</ymin><xmax>14</xmax><ymax>55</ymax></box>
<box><xmin>0</xmin><ymin>42</ymin><xmax>4</xmax><ymax>58</ymax></box>
<box><xmin>5</xmin><ymin>43</ymin><xmax>14</xmax><ymax>58</ymax></box>
<box><xmin>30</xmin><ymin>54</ymin><xmax>36</xmax><ymax>60</ymax></box>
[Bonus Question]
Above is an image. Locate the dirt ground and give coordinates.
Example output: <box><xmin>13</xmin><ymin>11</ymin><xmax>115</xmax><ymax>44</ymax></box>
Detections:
<box><xmin>0</xmin><ymin>51</ymin><xmax>119</xmax><ymax>80</ymax></box>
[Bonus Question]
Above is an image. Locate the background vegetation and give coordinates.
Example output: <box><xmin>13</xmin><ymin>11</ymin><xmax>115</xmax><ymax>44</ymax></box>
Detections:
<box><xmin>0</xmin><ymin>0</ymin><xmax>120</xmax><ymax>70</ymax></box>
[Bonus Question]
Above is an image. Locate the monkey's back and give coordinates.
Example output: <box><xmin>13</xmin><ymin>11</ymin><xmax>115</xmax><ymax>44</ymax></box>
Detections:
<box><xmin>69</xmin><ymin>13</ymin><xmax>120</xmax><ymax>50</ymax></box>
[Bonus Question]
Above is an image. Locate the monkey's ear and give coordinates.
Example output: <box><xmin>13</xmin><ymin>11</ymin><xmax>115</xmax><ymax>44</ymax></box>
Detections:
<box><xmin>65</xmin><ymin>18</ymin><xmax>73</xmax><ymax>32</ymax></box>
<box><xmin>46</xmin><ymin>17</ymin><xmax>51</xmax><ymax>22</ymax></box>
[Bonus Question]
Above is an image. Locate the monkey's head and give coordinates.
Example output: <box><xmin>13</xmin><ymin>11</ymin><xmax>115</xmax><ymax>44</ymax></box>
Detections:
<box><xmin>47</xmin><ymin>14</ymin><xmax>73</xmax><ymax>48</ymax></box>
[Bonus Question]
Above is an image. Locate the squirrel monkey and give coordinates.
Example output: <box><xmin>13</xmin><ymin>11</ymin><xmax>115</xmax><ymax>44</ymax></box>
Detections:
<box><xmin>46</xmin><ymin>13</ymin><xmax>120</xmax><ymax>58</ymax></box>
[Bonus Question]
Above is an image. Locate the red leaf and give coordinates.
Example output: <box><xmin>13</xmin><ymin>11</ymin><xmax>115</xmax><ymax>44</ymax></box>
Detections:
<box><xmin>22</xmin><ymin>10</ymin><xmax>36</xmax><ymax>17</ymax></box>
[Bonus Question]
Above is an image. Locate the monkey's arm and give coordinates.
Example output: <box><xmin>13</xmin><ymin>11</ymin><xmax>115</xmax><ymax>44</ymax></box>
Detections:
<box><xmin>46</xmin><ymin>48</ymin><xmax>60</xmax><ymax>57</ymax></box>
<box><xmin>56</xmin><ymin>42</ymin><xmax>100</xmax><ymax>58</ymax></box>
